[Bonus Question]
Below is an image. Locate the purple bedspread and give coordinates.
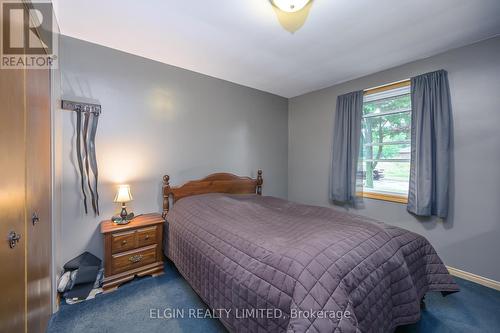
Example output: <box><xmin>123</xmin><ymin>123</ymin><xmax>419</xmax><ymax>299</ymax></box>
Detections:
<box><xmin>164</xmin><ymin>194</ymin><xmax>458</xmax><ymax>333</ymax></box>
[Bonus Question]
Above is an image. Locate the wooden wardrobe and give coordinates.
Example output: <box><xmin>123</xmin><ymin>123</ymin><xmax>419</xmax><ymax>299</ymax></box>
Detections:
<box><xmin>0</xmin><ymin>5</ymin><xmax>53</xmax><ymax>332</ymax></box>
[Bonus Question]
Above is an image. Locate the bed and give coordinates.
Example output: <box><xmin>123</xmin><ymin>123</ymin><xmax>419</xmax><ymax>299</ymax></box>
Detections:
<box><xmin>161</xmin><ymin>171</ymin><xmax>458</xmax><ymax>333</ymax></box>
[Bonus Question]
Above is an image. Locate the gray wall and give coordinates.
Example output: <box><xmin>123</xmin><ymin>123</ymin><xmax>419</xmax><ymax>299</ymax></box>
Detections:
<box><xmin>59</xmin><ymin>36</ymin><xmax>288</xmax><ymax>265</ymax></box>
<box><xmin>288</xmin><ymin>37</ymin><xmax>500</xmax><ymax>281</ymax></box>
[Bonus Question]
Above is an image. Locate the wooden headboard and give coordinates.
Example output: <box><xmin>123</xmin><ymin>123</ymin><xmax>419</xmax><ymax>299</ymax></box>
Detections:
<box><xmin>162</xmin><ymin>170</ymin><xmax>263</xmax><ymax>218</ymax></box>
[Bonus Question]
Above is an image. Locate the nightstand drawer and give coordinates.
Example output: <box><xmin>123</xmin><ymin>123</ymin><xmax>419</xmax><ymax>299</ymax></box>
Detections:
<box><xmin>137</xmin><ymin>226</ymin><xmax>157</xmax><ymax>247</ymax></box>
<box><xmin>111</xmin><ymin>245</ymin><xmax>157</xmax><ymax>275</ymax></box>
<box><xmin>111</xmin><ymin>230</ymin><xmax>137</xmax><ymax>254</ymax></box>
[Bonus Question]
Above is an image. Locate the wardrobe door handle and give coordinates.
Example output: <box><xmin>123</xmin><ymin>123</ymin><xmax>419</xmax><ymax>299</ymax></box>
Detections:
<box><xmin>8</xmin><ymin>231</ymin><xmax>21</xmax><ymax>249</ymax></box>
<box><xmin>32</xmin><ymin>212</ymin><xmax>40</xmax><ymax>225</ymax></box>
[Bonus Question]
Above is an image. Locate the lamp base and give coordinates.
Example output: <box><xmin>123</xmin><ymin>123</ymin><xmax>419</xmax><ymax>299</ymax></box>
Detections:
<box><xmin>112</xmin><ymin>216</ymin><xmax>129</xmax><ymax>225</ymax></box>
<box><xmin>120</xmin><ymin>204</ymin><xmax>128</xmax><ymax>220</ymax></box>
<box><xmin>111</xmin><ymin>212</ymin><xmax>135</xmax><ymax>225</ymax></box>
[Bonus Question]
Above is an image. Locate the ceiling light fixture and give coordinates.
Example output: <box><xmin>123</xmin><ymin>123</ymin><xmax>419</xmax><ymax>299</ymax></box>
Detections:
<box><xmin>270</xmin><ymin>0</ymin><xmax>312</xmax><ymax>13</ymax></box>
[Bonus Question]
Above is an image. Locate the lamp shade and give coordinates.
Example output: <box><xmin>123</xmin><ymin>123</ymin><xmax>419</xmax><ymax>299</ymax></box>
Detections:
<box><xmin>114</xmin><ymin>185</ymin><xmax>133</xmax><ymax>203</ymax></box>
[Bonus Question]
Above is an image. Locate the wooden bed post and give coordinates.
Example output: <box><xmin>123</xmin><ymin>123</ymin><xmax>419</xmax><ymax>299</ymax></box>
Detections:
<box><xmin>257</xmin><ymin>169</ymin><xmax>263</xmax><ymax>195</ymax></box>
<box><xmin>162</xmin><ymin>175</ymin><xmax>171</xmax><ymax>219</ymax></box>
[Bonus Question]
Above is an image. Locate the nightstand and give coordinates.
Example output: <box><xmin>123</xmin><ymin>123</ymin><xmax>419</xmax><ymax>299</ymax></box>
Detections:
<box><xmin>100</xmin><ymin>213</ymin><xmax>164</xmax><ymax>293</ymax></box>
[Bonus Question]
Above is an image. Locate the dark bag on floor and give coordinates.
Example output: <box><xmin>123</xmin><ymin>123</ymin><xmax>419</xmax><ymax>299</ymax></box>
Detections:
<box><xmin>63</xmin><ymin>283</ymin><xmax>94</xmax><ymax>300</ymax></box>
<box><xmin>64</xmin><ymin>251</ymin><xmax>101</xmax><ymax>270</ymax></box>
<box><xmin>62</xmin><ymin>252</ymin><xmax>102</xmax><ymax>300</ymax></box>
<box><xmin>73</xmin><ymin>265</ymin><xmax>100</xmax><ymax>285</ymax></box>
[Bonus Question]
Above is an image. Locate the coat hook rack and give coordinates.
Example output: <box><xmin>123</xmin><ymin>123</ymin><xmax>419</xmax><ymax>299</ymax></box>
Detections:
<box><xmin>61</xmin><ymin>100</ymin><xmax>102</xmax><ymax>115</ymax></box>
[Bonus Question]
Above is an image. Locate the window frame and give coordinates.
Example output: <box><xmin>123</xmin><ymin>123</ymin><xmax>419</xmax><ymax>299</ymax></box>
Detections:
<box><xmin>360</xmin><ymin>80</ymin><xmax>411</xmax><ymax>204</ymax></box>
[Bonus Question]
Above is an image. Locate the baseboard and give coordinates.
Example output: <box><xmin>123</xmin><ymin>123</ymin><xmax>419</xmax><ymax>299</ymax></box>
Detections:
<box><xmin>447</xmin><ymin>266</ymin><xmax>500</xmax><ymax>291</ymax></box>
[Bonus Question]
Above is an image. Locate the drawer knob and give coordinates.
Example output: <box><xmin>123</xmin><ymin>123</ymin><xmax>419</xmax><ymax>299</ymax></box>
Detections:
<box><xmin>145</xmin><ymin>235</ymin><xmax>149</xmax><ymax>240</ymax></box>
<box><xmin>122</xmin><ymin>240</ymin><xmax>127</xmax><ymax>245</ymax></box>
<box><xmin>129</xmin><ymin>254</ymin><xmax>143</xmax><ymax>263</ymax></box>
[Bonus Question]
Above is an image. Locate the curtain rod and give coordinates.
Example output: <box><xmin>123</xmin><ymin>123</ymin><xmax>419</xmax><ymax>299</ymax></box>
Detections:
<box><xmin>364</xmin><ymin>79</ymin><xmax>410</xmax><ymax>96</ymax></box>
<box><xmin>61</xmin><ymin>100</ymin><xmax>101</xmax><ymax>115</ymax></box>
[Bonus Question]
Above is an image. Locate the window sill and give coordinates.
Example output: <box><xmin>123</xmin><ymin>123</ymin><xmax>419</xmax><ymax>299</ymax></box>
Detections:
<box><xmin>358</xmin><ymin>191</ymin><xmax>408</xmax><ymax>204</ymax></box>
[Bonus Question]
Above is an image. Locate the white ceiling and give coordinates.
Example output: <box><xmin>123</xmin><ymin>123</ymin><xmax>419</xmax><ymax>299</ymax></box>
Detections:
<box><xmin>52</xmin><ymin>0</ymin><xmax>500</xmax><ymax>98</ymax></box>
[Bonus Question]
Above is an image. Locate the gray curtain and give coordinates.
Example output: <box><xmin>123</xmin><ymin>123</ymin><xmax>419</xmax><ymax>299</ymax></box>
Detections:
<box><xmin>408</xmin><ymin>70</ymin><xmax>452</xmax><ymax>218</ymax></box>
<box><xmin>330</xmin><ymin>91</ymin><xmax>363</xmax><ymax>203</ymax></box>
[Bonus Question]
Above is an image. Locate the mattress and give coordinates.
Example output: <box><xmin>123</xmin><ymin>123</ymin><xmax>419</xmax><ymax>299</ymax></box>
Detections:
<box><xmin>164</xmin><ymin>193</ymin><xmax>458</xmax><ymax>333</ymax></box>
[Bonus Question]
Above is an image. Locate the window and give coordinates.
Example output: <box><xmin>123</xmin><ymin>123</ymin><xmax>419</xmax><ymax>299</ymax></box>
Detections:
<box><xmin>359</xmin><ymin>81</ymin><xmax>411</xmax><ymax>203</ymax></box>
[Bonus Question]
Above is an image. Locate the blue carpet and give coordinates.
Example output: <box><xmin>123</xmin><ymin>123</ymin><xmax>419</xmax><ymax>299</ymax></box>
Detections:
<box><xmin>48</xmin><ymin>261</ymin><xmax>500</xmax><ymax>333</ymax></box>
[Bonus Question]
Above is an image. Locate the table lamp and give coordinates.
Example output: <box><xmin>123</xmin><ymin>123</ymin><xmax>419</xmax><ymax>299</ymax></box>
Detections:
<box><xmin>113</xmin><ymin>185</ymin><xmax>133</xmax><ymax>224</ymax></box>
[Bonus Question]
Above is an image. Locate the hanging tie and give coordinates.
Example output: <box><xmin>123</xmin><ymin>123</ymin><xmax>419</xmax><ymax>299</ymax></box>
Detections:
<box><xmin>88</xmin><ymin>112</ymin><xmax>100</xmax><ymax>215</ymax></box>
<box><xmin>83</xmin><ymin>111</ymin><xmax>97</xmax><ymax>215</ymax></box>
<box><xmin>75</xmin><ymin>109</ymin><xmax>88</xmax><ymax>214</ymax></box>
